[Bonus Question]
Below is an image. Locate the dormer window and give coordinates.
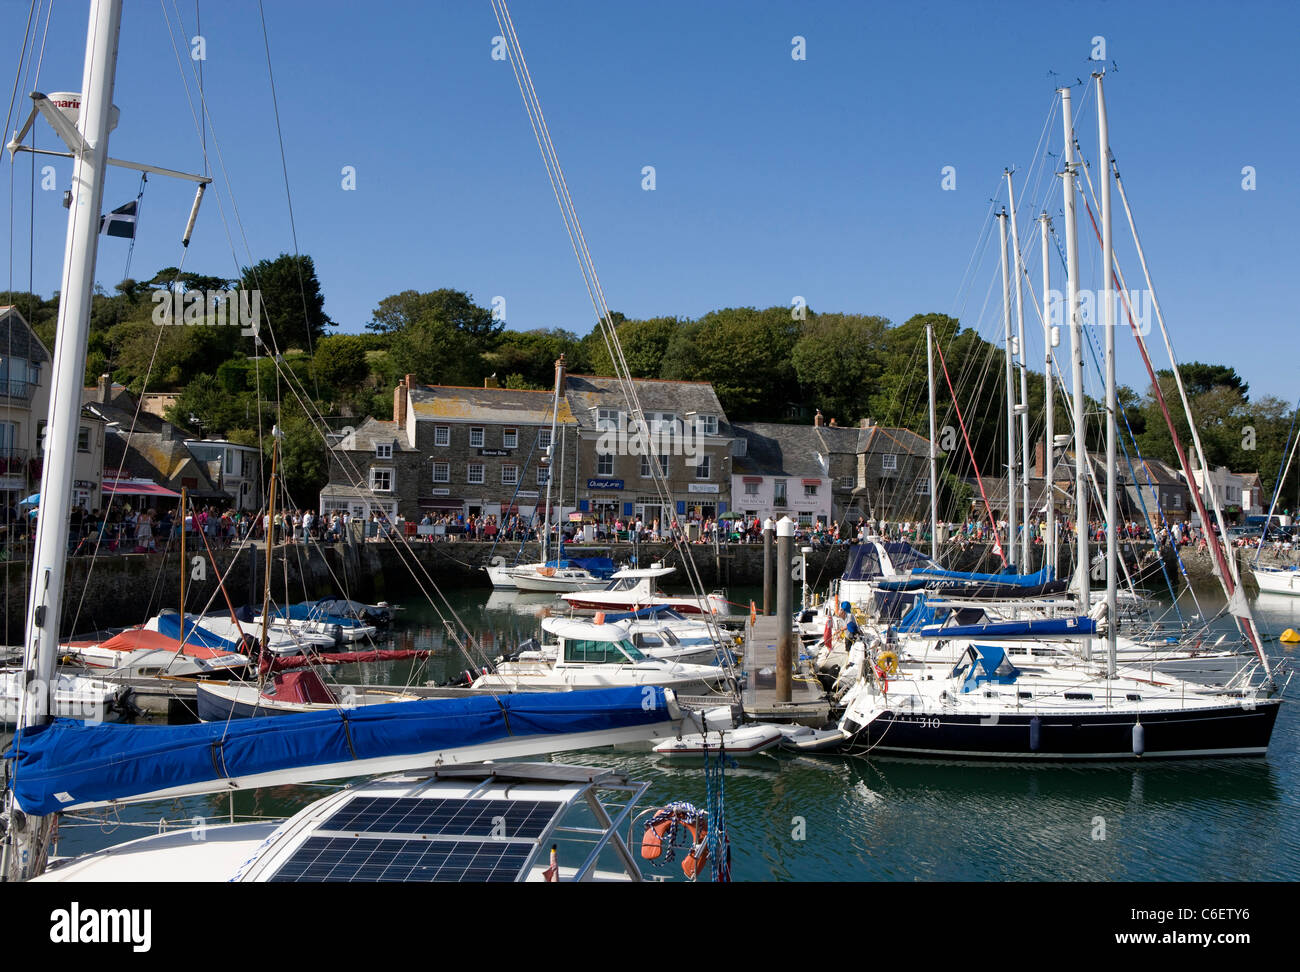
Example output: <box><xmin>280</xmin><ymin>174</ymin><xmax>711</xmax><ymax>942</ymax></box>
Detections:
<box><xmin>596</xmin><ymin>408</ymin><xmax>621</xmax><ymax>431</ymax></box>
<box><xmin>694</xmin><ymin>414</ymin><xmax>718</xmax><ymax>436</ymax></box>
<box><xmin>375</xmin><ymin>442</ymin><xmax>393</xmax><ymax>460</ymax></box>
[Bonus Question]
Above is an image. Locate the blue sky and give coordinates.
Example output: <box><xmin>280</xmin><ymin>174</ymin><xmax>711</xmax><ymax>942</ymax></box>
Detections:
<box><xmin>4</xmin><ymin>0</ymin><xmax>1297</xmax><ymax>404</ymax></box>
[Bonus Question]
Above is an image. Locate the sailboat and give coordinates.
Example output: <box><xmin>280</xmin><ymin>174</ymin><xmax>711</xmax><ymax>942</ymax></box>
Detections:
<box><xmin>0</xmin><ymin>0</ymin><xmax>701</xmax><ymax>883</ymax></box>
<box><xmin>830</xmin><ymin>75</ymin><xmax>1287</xmax><ymax>761</ymax></box>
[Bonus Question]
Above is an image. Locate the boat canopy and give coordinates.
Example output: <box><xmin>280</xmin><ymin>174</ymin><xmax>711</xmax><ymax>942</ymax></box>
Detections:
<box><xmin>953</xmin><ymin>645</ymin><xmax>1021</xmax><ymax>693</ymax></box>
<box><xmin>5</xmin><ymin>686</ymin><xmax>675</xmax><ymax>815</ymax></box>
<box><xmin>896</xmin><ymin>594</ymin><xmax>942</xmax><ymax>633</ymax></box>
<box><xmin>547</xmin><ymin>556</ymin><xmax>616</xmax><ymax>577</ymax></box>
<box><xmin>155</xmin><ymin>611</ymin><xmax>248</xmax><ymax>650</ymax></box>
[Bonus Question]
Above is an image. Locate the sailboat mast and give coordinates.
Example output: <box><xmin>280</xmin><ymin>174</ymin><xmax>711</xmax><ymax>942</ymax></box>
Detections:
<box><xmin>6</xmin><ymin>0</ymin><xmax>123</xmax><ymax>882</ymax></box>
<box><xmin>1040</xmin><ymin>212</ymin><xmax>1057</xmax><ymax>580</ymax></box>
<box><xmin>179</xmin><ymin>488</ymin><xmax>187</xmax><ymax>623</ymax></box>
<box><xmin>540</xmin><ymin>355</ymin><xmax>563</xmax><ymax>562</ymax></box>
<box><xmin>1060</xmin><ymin>86</ymin><xmax>1091</xmax><ymax>647</ymax></box>
<box><xmin>926</xmin><ymin>320</ymin><xmax>939</xmax><ymax>560</ymax></box>
<box><xmin>1096</xmin><ymin>72</ymin><xmax>1118</xmax><ymax>678</ymax></box>
<box><xmin>1006</xmin><ymin>171</ymin><xmax>1032</xmax><ymax>567</ymax></box>
<box><xmin>997</xmin><ymin>209</ymin><xmax>1018</xmax><ymax>567</ymax></box>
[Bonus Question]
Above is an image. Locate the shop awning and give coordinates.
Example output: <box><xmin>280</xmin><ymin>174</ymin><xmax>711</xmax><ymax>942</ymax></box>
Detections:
<box><xmin>742</xmin><ymin>476</ymin><xmax>763</xmax><ymax>484</ymax></box>
<box><xmin>102</xmin><ymin>477</ymin><xmax>180</xmax><ymax>499</ymax></box>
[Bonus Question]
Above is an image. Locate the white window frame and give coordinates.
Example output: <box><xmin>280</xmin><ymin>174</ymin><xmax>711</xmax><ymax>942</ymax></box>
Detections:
<box><xmin>597</xmin><ymin>453</ymin><xmax>614</xmax><ymax>477</ymax></box>
<box><xmin>433</xmin><ymin>426</ymin><xmax>450</xmax><ymax>448</ymax></box>
<box><xmin>537</xmin><ymin>467</ymin><xmax>550</xmax><ymax>486</ymax></box>
<box><xmin>839</xmin><ymin>475</ymin><xmax>855</xmax><ymax>490</ymax></box>
<box><xmin>503</xmin><ymin>428</ymin><xmax>518</xmax><ymax>449</ymax></box>
<box><xmin>915</xmin><ymin>478</ymin><xmax>930</xmax><ymax>495</ymax></box>
<box><xmin>881</xmin><ymin>453</ymin><xmax>898</xmax><ymax>472</ymax></box>
<box><xmin>695</xmin><ymin>455</ymin><xmax>711</xmax><ymax>480</ymax></box>
<box><xmin>369</xmin><ymin>467</ymin><xmax>394</xmax><ymax>492</ymax></box>
<box><xmin>640</xmin><ymin>454</ymin><xmax>669</xmax><ymax>478</ymax></box>
<box><xmin>501</xmin><ymin>464</ymin><xmax>519</xmax><ymax>486</ymax></box>
<box><xmin>432</xmin><ymin>462</ymin><xmax>450</xmax><ymax>483</ymax></box>
<box><xmin>467</xmin><ymin>463</ymin><xmax>485</xmax><ymax>485</ymax></box>
<box><xmin>469</xmin><ymin>427</ymin><xmax>484</xmax><ymax>448</ymax></box>
<box><xmin>539</xmin><ymin>428</ymin><xmax>552</xmax><ymax>449</ymax></box>
<box><xmin>804</xmin><ymin>482</ymin><xmax>818</xmax><ymax>497</ymax></box>
<box><xmin>743</xmin><ymin>481</ymin><xmax>759</xmax><ymax>496</ymax></box>
<box><xmin>695</xmin><ymin>415</ymin><xmax>718</xmax><ymax>436</ymax></box>
<box><xmin>596</xmin><ymin>408</ymin><xmax>621</xmax><ymax>431</ymax></box>
<box><xmin>375</xmin><ymin>442</ymin><xmax>393</xmax><ymax>460</ymax></box>
<box><xmin>773</xmin><ymin>479</ymin><xmax>788</xmax><ymax>507</ymax></box>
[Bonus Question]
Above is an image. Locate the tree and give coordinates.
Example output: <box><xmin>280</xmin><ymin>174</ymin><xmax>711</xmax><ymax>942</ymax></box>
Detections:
<box><xmin>240</xmin><ymin>253</ymin><xmax>334</xmax><ymax>352</ymax></box>
<box><xmin>659</xmin><ymin>306</ymin><xmax>800</xmax><ymax>418</ymax></box>
<box><xmin>312</xmin><ymin>335</ymin><xmax>369</xmax><ymax>393</ymax></box>
<box><xmin>366</xmin><ymin>288</ymin><xmax>501</xmax><ymax>350</ymax></box>
<box><xmin>387</xmin><ymin>313</ymin><xmax>477</xmax><ymax>386</ymax></box>
<box><xmin>483</xmin><ymin>328</ymin><xmax>584</xmax><ymax>388</ymax></box>
<box><xmin>791</xmin><ymin>313</ymin><xmax>890</xmax><ymax>423</ymax></box>
<box><xmin>585</xmin><ymin>316</ymin><xmax>683</xmax><ymax>378</ymax></box>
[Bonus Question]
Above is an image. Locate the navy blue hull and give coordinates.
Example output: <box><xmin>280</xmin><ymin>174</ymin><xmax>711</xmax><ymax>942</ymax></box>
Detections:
<box><xmin>842</xmin><ymin>699</ymin><xmax>1281</xmax><ymax>760</ymax></box>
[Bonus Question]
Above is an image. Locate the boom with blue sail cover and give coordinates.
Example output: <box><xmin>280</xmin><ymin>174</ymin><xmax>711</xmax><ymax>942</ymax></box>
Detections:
<box><xmin>5</xmin><ymin>687</ymin><xmax>683</xmax><ymax>815</ymax></box>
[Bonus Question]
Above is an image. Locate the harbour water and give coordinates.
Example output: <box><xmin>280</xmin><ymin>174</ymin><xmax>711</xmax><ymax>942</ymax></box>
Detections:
<box><xmin>39</xmin><ymin>583</ymin><xmax>1300</xmax><ymax>881</ymax></box>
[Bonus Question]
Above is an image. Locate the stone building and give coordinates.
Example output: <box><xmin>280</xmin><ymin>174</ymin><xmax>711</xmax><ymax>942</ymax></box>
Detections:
<box><xmin>563</xmin><ymin>371</ymin><xmax>734</xmax><ymax>527</ymax></box>
<box><xmin>3</xmin><ymin>306</ymin><xmax>106</xmax><ymax>512</ymax></box>
<box><xmin>320</xmin><ymin>372</ymin><xmax>577</xmax><ymax>523</ymax></box>
<box><xmin>729</xmin><ymin>422</ymin><xmax>832</xmax><ymax>526</ymax></box>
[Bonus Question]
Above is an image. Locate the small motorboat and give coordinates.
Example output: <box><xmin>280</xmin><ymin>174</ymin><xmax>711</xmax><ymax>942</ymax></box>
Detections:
<box><xmin>653</xmin><ymin>723</ymin><xmax>784</xmax><ymax>758</ymax></box>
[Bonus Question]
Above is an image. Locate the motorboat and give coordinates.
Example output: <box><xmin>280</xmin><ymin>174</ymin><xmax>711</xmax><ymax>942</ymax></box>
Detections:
<box><xmin>560</xmin><ymin>566</ymin><xmax>727</xmax><ymax>616</ymax></box>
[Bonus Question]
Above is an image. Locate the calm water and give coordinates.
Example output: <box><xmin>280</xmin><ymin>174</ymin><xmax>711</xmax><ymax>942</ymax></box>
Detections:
<box><xmin>41</xmin><ymin>582</ymin><xmax>1300</xmax><ymax>881</ymax></box>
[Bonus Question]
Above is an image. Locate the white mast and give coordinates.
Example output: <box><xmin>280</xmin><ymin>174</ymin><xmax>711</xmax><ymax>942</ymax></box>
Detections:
<box><xmin>997</xmin><ymin>209</ymin><xmax>1017</xmax><ymax>567</ymax></box>
<box><xmin>6</xmin><ymin>0</ymin><xmax>123</xmax><ymax>882</ymax></box>
<box><xmin>1096</xmin><ymin>72</ymin><xmax>1118</xmax><ymax>678</ymax></box>
<box><xmin>1005</xmin><ymin>171</ymin><xmax>1032</xmax><ymax>567</ymax></box>
<box><xmin>1040</xmin><ymin>212</ymin><xmax>1057</xmax><ymax>580</ymax></box>
<box><xmin>1060</xmin><ymin>86</ymin><xmax>1090</xmax><ymax>650</ymax></box>
<box><xmin>539</xmin><ymin>355</ymin><xmax>564</xmax><ymax>562</ymax></box>
<box><xmin>926</xmin><ymin>320</ymin><xmax>939</xmax><ymax>559</ymax></box>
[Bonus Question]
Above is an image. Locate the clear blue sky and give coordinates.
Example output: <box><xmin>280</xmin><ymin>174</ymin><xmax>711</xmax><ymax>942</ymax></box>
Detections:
<box><xmin>4</xmin><ymin>0</ymin><xmax>1297</xmax><ymax>405</ymax></box>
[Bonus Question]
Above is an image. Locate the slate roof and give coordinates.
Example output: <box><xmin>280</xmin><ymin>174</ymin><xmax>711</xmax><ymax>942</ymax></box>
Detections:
<box><xmin>408</xmin><ymin>384</ymin><xmax>575</xmax><ymax>425</ymax></box>
<box><xmin>0</xmin><ymin>305</ymin><xmax>51</xmax><ymax>364</ymax></box>
<box><xmin>562</xmin><ymin>375</ymin><xmax>727</xmax><ymax>431</ymax></box>
<box><xmin>82</xmin><ymin>387</ymin><xmax>223</xmax><ymax>497</ymax></box>
<box><xmin>332</xmin><ymin>418</ymin><xmax>404</xmax><ymax>452</ymax></box>
<box><xmin>730</xmin><ymin>422</ymin><xmax>828</xmax><ymax>478</ymax></box>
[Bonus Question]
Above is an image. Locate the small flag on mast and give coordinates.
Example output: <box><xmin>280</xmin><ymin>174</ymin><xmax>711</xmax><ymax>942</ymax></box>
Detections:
<box><xmin>99</xmin><ymin>200</ymin><xmax>137</xmax><ymax>239</ymax></box>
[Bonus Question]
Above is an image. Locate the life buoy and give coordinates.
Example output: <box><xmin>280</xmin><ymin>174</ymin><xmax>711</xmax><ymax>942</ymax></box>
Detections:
<box><xmin>641</xmin><ymin>805</ymin><xmax>710</xmax><ymax>879</ymax></box>
<box><xmin>876</xmin><ymin>650</ymin><xmax>899</xmax><ymax>675</ymax></box>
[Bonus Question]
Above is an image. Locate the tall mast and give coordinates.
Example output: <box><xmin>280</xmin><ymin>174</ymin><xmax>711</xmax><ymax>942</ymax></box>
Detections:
<box><xmin>1096</xmin><ymin>72</ymin><xmax>1118</xmax><ymax>678</ymax></box>
<box><xmin>5</xmin><ymin>0</ymin><xmax>123</xmax><ymax>882</ymax></box>
<box><xmin>997</xmin><ymin>209</ymin><xmax>1018</xmax><ymax>568</ymax></box>
<box><xmin>1040</xmin><ymin>212</ymin><xmax>1057</xmax><ymax>580</ymax></box>
<box><xmin>926</xmin><ymin>320</ymin><xmax>939</xmax><ymax>559</ymax></box>
<box><xmin>1060</xmin><ymin>86</ymin><xmax>1090</xmax><ymax>646</ymax></box>
<box><xmin>540</xmin><ymin>355</ymin><xmax>564</xmax><ymax>562</ymax></box>
<box><xmin>1006</xmin><ymin>171</ymin><xmax>1032</xmax><ymax>567</ymax></box>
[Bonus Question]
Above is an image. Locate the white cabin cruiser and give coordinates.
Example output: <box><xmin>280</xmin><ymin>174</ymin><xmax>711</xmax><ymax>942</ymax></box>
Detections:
<box><xmin>560</xmin><ymin>566</ymin><xmax>727</xmax><ymax>616</ymax></box>
<box><xmin>0</xmin><ymin>669</ymin><xmax>129</xmax><ymax>726</ymax></box>
<box><xmin>474</xmin><ymin>616</ymin><xmax>732</xmax><ymax>694</ymax></box>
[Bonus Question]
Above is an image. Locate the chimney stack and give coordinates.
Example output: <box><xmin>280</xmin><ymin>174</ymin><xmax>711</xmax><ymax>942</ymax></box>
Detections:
<box><xmin>98</xmin><ymin>373</ymin><xmax>112</xmax><ymax>404</ymax></box>
<box><xmin>394</xmin><ymin>378</ymin><xmax>409</xmax><ymax>427</ymax></box>
<box><xmin>814</xmin><ymin>409</ymin><xmax>823</xmax><ymax>428</ymax></box>
<box><xmin>829</xmin><ymin>417</ymin><xmax>837</xmax><ymax>427</ymax></box>
<box><xmin>556</xmin><ymin>353</ymin><xmax>566</xmax><ymax>392</ymax></box>
<box><xmin>1035</xmin><ymin>439</ymin><xmax>1046</xmax><ymax>479</ymax></box>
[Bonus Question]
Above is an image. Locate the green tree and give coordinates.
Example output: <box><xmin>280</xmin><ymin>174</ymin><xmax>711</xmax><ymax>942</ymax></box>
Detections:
<box><xmin>585</xmin><ymin>316</ymin><xmax>683</xmax><ymax>378</ymax></box>
<box><xmin>240</xmin><ymin>253</ymin><xmax>334</xmax><ymax>352</ymax></box>
<box><xmin>367</xmin><ymin>288</ymin><xmax>501</xmax><ymax>350</ymax></box>
<box><xmin>311</xmin><ymin>334</ymin><xmax>370</xmax><ymax>392</ymax></box>
<box><xmin>791</xmin><ymin>313</ymin><xmax>890</xmax><ymax>423</ymax></box>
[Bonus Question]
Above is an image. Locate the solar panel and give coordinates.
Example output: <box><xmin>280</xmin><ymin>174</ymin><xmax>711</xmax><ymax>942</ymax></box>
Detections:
<box><xmin>270</xmin><ymin>836</ymin><xmax>535</xmax><ymax>882</ymax></box>
<box><xmin>320</xmin><ymin>797</ymin><xmax>558</xmax><ymax>840</ymax></box>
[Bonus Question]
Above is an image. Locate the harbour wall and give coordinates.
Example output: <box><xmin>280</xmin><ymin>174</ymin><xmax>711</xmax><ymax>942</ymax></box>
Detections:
<box><xmin>0</xmin><ymin>539</ymin><xmax>1265</xmax><ymax>639</ymax></box>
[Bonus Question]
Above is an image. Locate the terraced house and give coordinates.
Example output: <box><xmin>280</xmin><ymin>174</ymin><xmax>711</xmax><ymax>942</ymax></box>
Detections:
<box><xmin>564</xmin><ymin>370</ymin><xmax>734</xmax><ymax>527</ymax></box>
<box><xmin>320</xmin><ymin>373</ymin><xmax>577</xmax><ymax>523</ymax></box>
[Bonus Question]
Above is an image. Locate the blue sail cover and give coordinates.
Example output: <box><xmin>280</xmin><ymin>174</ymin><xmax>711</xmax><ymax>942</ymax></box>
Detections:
<box><xmin>272</xmin><ymin>603</ymin><xmax>365</xmax><ymax>628</ymax></box>
<box><xmin>4</xmin><ymin>687</ymin><xmax>673</xmax><ymax>816</ymax></box>
<box><xmin>547</xmin><ymin>557</ymin><xmax>616</xmax><ymax>578</ymax></box>
<box><xmin>154</xmin><ymin>612</ymin><xmax>247</xmax><ymax>650</ymax></box>
<box><xmin>896</xmin><ymin>594</ymin><xmax>942</xmax><ymax>633</ymax></box>
<box><xmin>919</xmin><ymin>617</ymin><xmax>1096</xmax><ymax>640</ymax></box>
<box><xmin>910</xmin><ymin>564</ymin><xmax>1056</xmax><ymax>586</ymax></box>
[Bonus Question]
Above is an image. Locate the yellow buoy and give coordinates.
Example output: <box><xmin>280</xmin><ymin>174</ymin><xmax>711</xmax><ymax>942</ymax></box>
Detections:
<box><xmin>1280</xmin><ymin>628</ymin><xmax>1300</xmax><ymax>644</ymax></box>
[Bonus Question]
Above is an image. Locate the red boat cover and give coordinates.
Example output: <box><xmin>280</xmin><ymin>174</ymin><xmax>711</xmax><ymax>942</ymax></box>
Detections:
<box><xmin>98</xmin><ymin>628</ymin><xmax>241</xmax><ymax>661</ymax></box>
<box><xmin>268</xmin><ymin>670</ymin><xmax>337</xmax><ymax>704</ymax></box>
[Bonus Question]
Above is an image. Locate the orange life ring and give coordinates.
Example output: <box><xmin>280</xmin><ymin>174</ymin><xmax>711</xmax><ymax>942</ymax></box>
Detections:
<box><xmin>641</xmin><ymin>810</ymin><xmax>710</xmax><ymax>879</ymax></box>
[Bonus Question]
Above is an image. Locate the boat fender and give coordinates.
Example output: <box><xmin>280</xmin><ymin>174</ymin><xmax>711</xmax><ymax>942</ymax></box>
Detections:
<box><xmin>1029</xmin><ymin>715</ymin><xmax>1041</xmax><ymax>752</ymax></box>
<box><xmin>1280</xmin><ymin>628</ymin><xmax>1300</xmax><ymax>644</ymax></box>
<box><xmin>1132</xmin><ymin>719</ymin><xmax>1145</xmax><ymax>757</ymax></box>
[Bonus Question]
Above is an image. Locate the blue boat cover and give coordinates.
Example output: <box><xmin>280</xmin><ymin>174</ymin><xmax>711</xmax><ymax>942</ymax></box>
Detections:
<box><xmin>155</xmin><ymin>612</ymin><xmax>247</xmax><ymax>650</ymax></box>
<box><xmin>919</xmin><ymin>617</ymin><xmax>1097</xmax><ymax>640</ymax></box>
<box><xmin>910</xmin><ymin>564</ymin><xmax>1056</xmax><ymax>586</ymax></box>
<box><xmin>599</xmin><ymin>604</ymin><xmax>678</xmax><ymax>623</ymax></box>
<box><xmin>548</xmin><ymin>557</ymin><xmax>616</xmax><ymax>578</ymax></box>
<box><xmin>4</xmin><ymin>686</ymin><xmax>673</xmax><ymax>815</ymax></box>
<box><xmin>956</xmin><ymin>645</ymin><xmax>1021</xmax><ymax>693</ymax></box>
<box><xmin>842</xmin><ymin>544</ymin><xmax>884</xmax><ymax>581</ymax></box>
<box><xmin>272</xmin><ymin>603</ymin><xmax>363</xmax><ymax>627</ymax></box>
<box><xmin>896</xmin><ymin>594</ymin><xmax>942</xmax><ymax>633</ymax></box>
